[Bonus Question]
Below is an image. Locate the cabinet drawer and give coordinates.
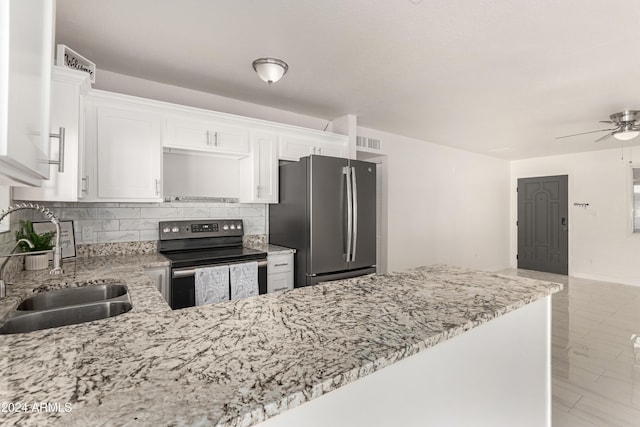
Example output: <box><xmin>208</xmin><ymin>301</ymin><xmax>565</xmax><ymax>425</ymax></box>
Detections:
<box><xmin>267</xmin><ymin>271</ymin><xmax>293</xmax><ymax>293</ymax></box>
<box><xmin>268</xmin><ymin>254</ymin><xmax>293</xmax><ymax>274</ymax></box>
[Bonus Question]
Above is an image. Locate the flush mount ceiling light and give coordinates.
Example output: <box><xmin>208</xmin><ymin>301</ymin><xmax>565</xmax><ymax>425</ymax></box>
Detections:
<box><xmin>252</xmin><ymin>57</ymin><xmax>288</xmax><ymax>84</ymax></box>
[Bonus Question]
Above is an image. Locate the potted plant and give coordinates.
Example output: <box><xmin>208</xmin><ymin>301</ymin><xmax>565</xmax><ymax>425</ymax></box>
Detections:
<box><xmin>15</xmin><ymin>220</ymin><xmax>56</xmax><ymax>271</ymax></box>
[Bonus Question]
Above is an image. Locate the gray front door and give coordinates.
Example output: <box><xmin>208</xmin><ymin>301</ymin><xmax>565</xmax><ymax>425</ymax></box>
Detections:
<box><xmin>517</xmin><ymin>175</ymin><xmax>568</xmax><ymax>275</ymax></box>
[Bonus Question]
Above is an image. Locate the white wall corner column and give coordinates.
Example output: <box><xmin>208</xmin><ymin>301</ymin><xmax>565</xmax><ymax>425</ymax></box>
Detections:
<box><xmin>330</xmin><ymin>114</ymin><xmax>357</xmax><ymax>159</ymax></box>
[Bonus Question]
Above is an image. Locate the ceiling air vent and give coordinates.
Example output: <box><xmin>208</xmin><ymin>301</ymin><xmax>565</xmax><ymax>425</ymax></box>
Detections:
<box><xmin>356</xmin><ymin>136</ymin><xmax>381</xmax><ymax>151</ymax></box>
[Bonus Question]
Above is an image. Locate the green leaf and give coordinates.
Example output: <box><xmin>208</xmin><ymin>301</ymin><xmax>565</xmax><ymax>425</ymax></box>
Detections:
<box><xmin>15</xmin><ymin>220</ymin><xmax>55</xmax><ymax>251</ymax></box>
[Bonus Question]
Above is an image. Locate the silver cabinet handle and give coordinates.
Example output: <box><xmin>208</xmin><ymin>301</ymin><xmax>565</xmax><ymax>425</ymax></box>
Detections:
<box><xmin>274</xmin><ymin>263</ymin><xmax>289</xmax><ymax>267</ymax></box>
<box><xmin>48</xmin><ymin>127</ymin><xmax>65</xmax><ymax>173</ymax></box>
<box><xmin>350</xmin><ymin>166</ymin><xmax>358</xmax><ymax>262</ymax></box>
<box><xmin>155</xmin><ymin>179</ymin><xmax>161</xmax><ymax>196</ymax></box>
<box><xmin>318</xmin><ymin>147</ymin><xmax>322</xmax><ymax>155</ymax></box>
<box><xmin>206</xmin><ymin>130</ymin><xmax>211</xmax><ymax>146</ymax></box>
<box><xmin>214</xmin><ymin>131</ymin><xmax>218</xmax><ymax>146</ymax></box>
<box><xmin>344</xmin><ymin>166</ymin><xmax>352</xmax><ymax>262</ymax></box>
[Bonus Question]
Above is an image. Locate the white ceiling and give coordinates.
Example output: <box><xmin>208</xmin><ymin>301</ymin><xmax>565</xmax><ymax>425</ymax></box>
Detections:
<box><xmin>55</xmin><ymin>0</ymin><xmax>640</xmax><ymax>160</ymax></box>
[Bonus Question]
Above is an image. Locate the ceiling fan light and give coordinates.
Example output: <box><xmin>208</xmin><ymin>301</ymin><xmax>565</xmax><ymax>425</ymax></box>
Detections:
<box><xmin>614</xmin><ymin>130</ymin><xmax>640</xmax><ymax>141</ymax></box>
<box><xmin>252</xmin><ymin>57</ymin><xmax>288</xmax><ymax>84</ymax></box>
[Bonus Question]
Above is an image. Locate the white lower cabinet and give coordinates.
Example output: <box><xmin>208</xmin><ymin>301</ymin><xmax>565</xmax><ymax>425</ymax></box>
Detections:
<box><xmin>13</xmin><ymin>67</ymin><xmax>91</xmax><ymax>201</ymax></box>
<box><xmin>239</xmin><ymin>130</ymin><xmax>278</xmax><ymax>203</ymax></box>
<box><xmin>267</xmin><ymin>253</ymin><xmax>294</xmax><ymax>292</ymax></box>
<box><xmin>144</xmin><ymin>265</ymin><xmax>170</xmax><ymax>304</ymax></box>
<box><xmin>84</xmin><ymin>92</ymin><xmax>163</xmax><ymax>201</ymax></box>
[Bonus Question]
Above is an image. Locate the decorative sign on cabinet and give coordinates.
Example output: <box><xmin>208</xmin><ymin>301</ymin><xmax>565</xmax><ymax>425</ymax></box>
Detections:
<box><xmin>0</xmin><ymin>0</ymin><xmax>55</xmax><ymax>186</ymax></box>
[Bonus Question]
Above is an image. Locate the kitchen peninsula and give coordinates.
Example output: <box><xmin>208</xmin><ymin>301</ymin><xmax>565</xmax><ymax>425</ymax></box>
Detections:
<box><xmin>0</xmin><ymin>257</ymin><xmax>561</xmax><ymax>426</ymax></box>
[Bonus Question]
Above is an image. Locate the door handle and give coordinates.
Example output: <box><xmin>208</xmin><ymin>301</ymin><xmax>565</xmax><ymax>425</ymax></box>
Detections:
<box><xmin>561</xmin><ymin>217</ymin><xmax>567</xmax><ymax>226</ymax></box>
<box><xmin>344</xmin><ymin>166</ymin><xmax>352</xmax><ymax>262</ymax></box>
<box><xmin>350</xmin><ymin>166</ymin><xmax>358</xmax><ymax>262</ymax></box>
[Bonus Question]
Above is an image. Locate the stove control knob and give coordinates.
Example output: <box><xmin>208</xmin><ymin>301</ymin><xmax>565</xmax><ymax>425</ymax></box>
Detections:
<box><xmin>223</xmin><ymin>225</ymin><xmax>229</xmax><ymax>231</ymax></box>
<box><xmin>171</xmin><ymin>227</ymin><xmax>179</xmax><ymax>233</ymax></box>
<box><xmin>162</xmin><ymin>227</ymin><xmax>171</xmax><ymax>233</ymax></box>
<box><xmin>230</xmin><ymin>224</ymin><xmax>236</xmax><ymax>230</ymax></box>
<box><xmin>237</xmin><ymin>224</ymin><xmax>242</xmax><ymax>230</ymax></box>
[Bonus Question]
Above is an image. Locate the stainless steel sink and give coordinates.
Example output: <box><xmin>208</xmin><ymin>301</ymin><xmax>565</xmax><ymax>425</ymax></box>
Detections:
<box><xmin>17</xmin><ymin>283</ymin><xmax>128</xmax><ymax>311</ymax></box>
<box><xmin>0</xmin><ymin>301</ymin><xmax>132</xmax><ymax>334</ymax></box>
<box><xmin>0</xmin><ymin>283</ymin><xmax>133</xmax><ymax>334</ymax></box>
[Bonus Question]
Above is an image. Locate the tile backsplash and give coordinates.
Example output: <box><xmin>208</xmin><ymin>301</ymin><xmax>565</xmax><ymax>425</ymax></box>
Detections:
<box><xmin>5</xmin><ymin>201</ymin><xmax>267</xmax><ymax>245</ymax></box>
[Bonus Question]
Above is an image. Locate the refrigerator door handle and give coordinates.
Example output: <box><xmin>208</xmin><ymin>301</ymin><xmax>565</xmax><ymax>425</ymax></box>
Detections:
<box><xmin>351</xmin><ymin>166</ymin><xmax>358</xmax><ymax>262</ymax></box>
<box><xmin>344</xmin><ymin>166</ymin><xmax>353</xmax><ymax>262</ymax></box>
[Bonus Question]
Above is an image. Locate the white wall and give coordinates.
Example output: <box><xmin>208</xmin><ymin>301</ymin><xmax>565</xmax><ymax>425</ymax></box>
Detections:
<box><xmin>511</xmin><ymin>146</ymin><xmax>640</xmax><ymax>286</ymax></box>
<box><xmin>358</xmin><ymin>127</ymin><xmax>511</xmax><ymax>273</ymax></box>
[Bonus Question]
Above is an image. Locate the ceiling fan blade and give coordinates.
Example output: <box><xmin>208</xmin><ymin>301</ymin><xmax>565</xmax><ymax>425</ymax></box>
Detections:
<box><xmin>555</xmin><ymin>128</ymin><xmax>619</xmax><ymax>139</ymax></box>
<box><xmin>594</xmin><ymin>132</ymin><xmax>615</xmax><ymax>143</ymax></box>
<box><xmin>599</xmin><ymin>120</ymin><xmax>615</xmax><ymax>124</ymax></box>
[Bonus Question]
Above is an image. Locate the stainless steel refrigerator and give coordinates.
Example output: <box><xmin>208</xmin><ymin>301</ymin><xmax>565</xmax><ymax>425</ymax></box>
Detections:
<box><xmin>269</xmin><ymin>155</ymin><xmax>376</xmax><ymax>287</ymax></box>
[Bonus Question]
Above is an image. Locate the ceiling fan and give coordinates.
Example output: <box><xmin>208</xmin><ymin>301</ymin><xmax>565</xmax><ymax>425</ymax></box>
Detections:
<box><xmin>556</xmin><ymin>110</ymin><xmax>640</xmax><ymax>142</ymax></box>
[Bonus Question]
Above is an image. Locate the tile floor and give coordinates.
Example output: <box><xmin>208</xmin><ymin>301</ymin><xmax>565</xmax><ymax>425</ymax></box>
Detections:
<box><xmin>500</xmin><ymin>269</ymin><xmax>640</xmax><ymax>427</ymax></box>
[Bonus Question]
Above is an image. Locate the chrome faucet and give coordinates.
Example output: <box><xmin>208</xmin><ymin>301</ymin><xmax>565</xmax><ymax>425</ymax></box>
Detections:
<box><xmin>0</xmin><ymin>239</ymin><xmax>35</xmax><ymax>298</ymax></box>
<box><xmin>0</xmin><ymin>203</ymin><xmax>64</xmax><ymax>277</ymax></box>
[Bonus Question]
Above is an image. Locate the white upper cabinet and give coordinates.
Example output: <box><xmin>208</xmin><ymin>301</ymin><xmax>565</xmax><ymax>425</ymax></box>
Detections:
<box><xmin>13</xmin><ymin>67</ymin><xmax>91</xmax><ymax>201</ymax></box>
<box><xmin>279</xmin><ymin>131</ymin><xmax>348</xmax><ymax>161</ymax></box>
<box><xmin>84</xmin><ymin>92</ymin><xmax>163</xmax><ymax>201</ymax></box>
<box><xmin>165</xmin><ymin>114</ymin><xmax>249</xmax><ymax>155</ymax></box>
<box><xmin>239</xmin><ymin>130</ymin><xmax>279</xmax><ymax>203</ymax></box>
<box><xmin>0</xmin><ymin>0</ymin><xmax>54</xmax><ymax>186</ymax></box>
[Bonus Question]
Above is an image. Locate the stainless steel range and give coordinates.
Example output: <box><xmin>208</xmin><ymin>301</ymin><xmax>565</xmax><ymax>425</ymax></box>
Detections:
<box><xmin>158</xmin><ymin>219</ymin><xmax>267</xmax><ymax>309</ymax></box>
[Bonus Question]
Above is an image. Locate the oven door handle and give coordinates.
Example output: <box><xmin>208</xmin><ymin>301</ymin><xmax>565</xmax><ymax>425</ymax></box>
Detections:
<box><xmin>172</xmin><ymin>260</ymin><xmax>268</xmax><ymax>279</ymax></box>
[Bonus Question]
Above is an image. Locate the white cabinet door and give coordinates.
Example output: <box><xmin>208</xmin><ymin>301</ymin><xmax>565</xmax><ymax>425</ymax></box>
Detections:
<box><xmin>165</xmin><ymin>116</ymin><xmax>249</xmax><ymax>154</ymax></box>
<box><xmin>267</xmin><ymin>272</ymin><xmax>294</xmax><ymax>293</ymax></box>
<box><xmin>94</xmin><ymin>104</ymin><xmax>163</xmax><ymax>201</ymax></box>
<box><xmin>13</xmin><ymin>67</ymin><xmax>90</xmax><ymax>201</ymax></box>
<box><xmin>314</xmin><ymin>139</ymin><xmax>348</xmax><ymax>158</ymax></box>
<box><xmin>0</xmin><ymin>0</ymin><xmax>54</xmax><ymax>186</ymax></box>
<box><xmin>278</xmin><ymin>132</ymin><xmax>348</xmax><ymax>161</ymax></box>
<box><xmin>240</xmin><ymin>130</ymin><xmax>278</xmax><ymax>203</ymax></box>
<box><xmin>278</xmin><ymin>134</ymin><xmax>314</xmax><ymax>161</ymax></box>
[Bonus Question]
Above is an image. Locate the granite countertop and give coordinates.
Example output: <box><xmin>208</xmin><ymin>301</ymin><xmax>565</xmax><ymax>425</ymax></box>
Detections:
<box><xmin>0</xmin><ymin>253</ymin><xmax>170</xmax><ymax>320</ymax></box>
<box><xmin>245</xmin><ymin>243</ymin><xmax>296</xmax><ymax>255</ymax></box>
<box><xmin>0</xmin><ymin>260</ymin><xmax>561</xmax><ymax>426</ymax></box>
<box><xmin>265</xmin><ymin>244</ymin><xmax>295</xmax><ymax>255</ymax></box>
